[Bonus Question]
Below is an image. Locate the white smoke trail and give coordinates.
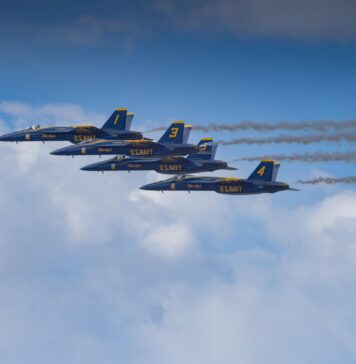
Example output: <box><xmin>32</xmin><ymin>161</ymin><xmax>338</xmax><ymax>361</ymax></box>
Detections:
<box><xmin>148</xmin><ymin>119</ymin><xmax>356</xmax><ymax>133</ymax></box>
<box><xmin>235</xmin><ymin>151</ymin><xmax>356</xmax><ymax>163</ymax></box>
<box><xmin>297</xmin><ymin>176</ymin><xmax>356</xmax><ymax>185</ymax></box>
<box><xmin>219</xmin><ymin>132</ymin><xmax>356</xmax><ymax>145</ymax></box>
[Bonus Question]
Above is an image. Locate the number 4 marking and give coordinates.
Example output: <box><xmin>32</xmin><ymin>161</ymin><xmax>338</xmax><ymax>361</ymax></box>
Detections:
<box><xmin>257</xmin><ymin>166</ymin><xmax>265</xmax><ymax>176</ymax></box>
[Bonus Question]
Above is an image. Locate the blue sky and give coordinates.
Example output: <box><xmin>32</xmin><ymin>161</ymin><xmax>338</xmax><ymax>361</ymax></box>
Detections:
<box><xmin>0</xmin><ymin>1</ymin><xmax>356</xmax><ymax>363</ymax></box>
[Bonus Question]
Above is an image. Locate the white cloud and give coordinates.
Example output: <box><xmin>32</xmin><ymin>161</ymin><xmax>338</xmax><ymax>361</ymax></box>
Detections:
<box><xmin>155</xmin><ymin>0</ymin><xmax>356</xmax><ymax>41</ymax></box>
<box><xmin>41</xmin><ymin>14</ymin><xmax>147</xmax><ymax>47</ymax></box>
<box><xmin>0</xmin><ymin>101</ymin><xmax>356</xmax><ymax>363</ymax></box>
<box><xmin>143</xmin><ymin>223</ymin><xmax>195</xmax><ymax>258</ymax></box>
<box><xmin>0</xmin><ymin>101</ymin><xmax>104</xmax><ymax>128</ymax></box>
<box><xmin>3</xmin><ymin>1</ymin><xmax>356</xmax><ymax>45</ymax></box>
<box><xmin>133</xmin><ymin>191</ymin><xmax>356</xmax><ymax>364</ymax></box>
<box><xmin>8</xmin><ymin>142</ymin><xmax>42</xmax><ymax>173</ymax></box>
<box><xmin>0</xmin><ymin>101</ymin><xmax>33</xmax><ymax>117</ymax></box>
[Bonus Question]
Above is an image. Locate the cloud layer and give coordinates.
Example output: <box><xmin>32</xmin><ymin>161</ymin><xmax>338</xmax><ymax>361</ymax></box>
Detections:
<box><xmin>0</xmin><ymin>102</ymin><xmax>356</xmax><ymax>363</ymax></box>
<box><xmin>3</xmin><ymin>0</ymin><xmax>356</xmax><ymax>44</ymax></box>
<box><xmin>159</xmin><ymin>0</ymin><xmax>356</xmax><ymax>40</ymax></box>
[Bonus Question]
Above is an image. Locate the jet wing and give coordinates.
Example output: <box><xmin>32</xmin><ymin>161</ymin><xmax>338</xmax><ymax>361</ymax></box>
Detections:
<box><xmin>224</xmin><ymin>166</ymin><xmax>238</xmax><ymax>170</ymax></box>
<box><xmin>122</xmin><ymin>157</ymin><xmax>162</xmax><ymax>163</ymax></box>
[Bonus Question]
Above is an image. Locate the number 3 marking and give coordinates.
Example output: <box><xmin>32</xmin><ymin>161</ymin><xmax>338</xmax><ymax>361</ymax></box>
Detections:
<box><xmin>169</xmin><ymin>127</ymin><xmax>179</xmax><ymax>138</ymax></box>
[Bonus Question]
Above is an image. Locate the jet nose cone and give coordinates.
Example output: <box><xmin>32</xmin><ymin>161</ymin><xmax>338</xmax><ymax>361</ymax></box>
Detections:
<box><xmin>0</xmin><ymin>132</ymin><xmax>15</xmax><ymax>141</ymax></box>
<box><xmin>140</xmin><ymin>183</ymin><xmax>156</xmax><ymax>190</ymax></box>
<box><xmin>50</xmin><ymin>149</ymin><xmax>63</xmax><ymax>156</ymax></box>
<box><xmin>81</xmin><ymin>159</ymin><xmax>114</xmax><ymax>171</ymax></box>
<box><xmin>80</xmin><ymin>163</ymin><xmax>104</xmax><ymax>171</ymax></box>
<box><xmin>140</xmin><ymin>181</ymin><xmax>166</xmax><ymax>191</ymax></box>
<box><xmin>50</xmin><ymin>146</ymin><xmax>73</xmax><ymax>156</ymax></box>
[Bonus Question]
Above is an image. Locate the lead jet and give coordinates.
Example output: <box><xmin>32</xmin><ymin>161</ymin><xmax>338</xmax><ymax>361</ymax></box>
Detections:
<box><xmin>0</xmin><ymin>108</ymin><xmax>142</xmax><ymax>143</ymax></box>
<box><xmin>50</xmin><ymin>121</ymin><xmax>198</xmax><ymax>158</ymax></box>
<box><xmin>140</xmin><ymin>160</ymin><xmax>298</xmax><ymax>194</ymax></box>
<box><xmin>80</xmin><ymin>138</ymin><xmax>237</xmax><ymax>174</ymax></box>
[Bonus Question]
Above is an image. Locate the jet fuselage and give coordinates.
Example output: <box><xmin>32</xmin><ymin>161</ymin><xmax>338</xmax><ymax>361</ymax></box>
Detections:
<box><xmin>51</xmin><ymin>140</ymin><xmax>198</xmax><ymax>157</ymax></box>
<box><xmin>140</xmin><ymin>176</ymin><xmax>290</xmax><ymax>195</ymax></box>
<box><xmin>0</xmin><ymin>126</ymin><xmax>142</xmax><ymax>143</ymax></box>
<box><xmin>81</xmin><ymin>156</ymin><xmax>229</xmax><ymax>174</ymax></box>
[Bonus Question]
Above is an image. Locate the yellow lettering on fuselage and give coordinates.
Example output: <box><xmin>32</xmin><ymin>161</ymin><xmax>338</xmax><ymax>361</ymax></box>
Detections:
<box><xmin>219</xmin><ymin>185</ymin><xmax>243</xmax><ymax>193</ymax></box>
<box><xmin>187</xmin><ymin>184</ymin><xmax>202</xmax><ymax>189</ymax></box>
<box><xmin>130</xmin><ymin>148</ymin><xmax>153</xmax><ymax>156</ymax></box>
<box><xmin>159</xmin><ymin>164</ymin><xmax>182</xmax><ymax>172</ymax></box>
<box><xmin>127</xmin><ymin>163</ymin><xmax>143</xmax><ymax>169</ymax></box>
<box><xmin>41</xmin><ymin>134</ymin><xmax>57</xmax><ymax>139</ymax></box>
<box><xmin>74</xmin><ymin>135</ymin><xmax>96</xmax><ymax>142</ymax></box>
<box><xmin>97</xmin><ymin>148</ymin><xmax>113</xmax><ymax>153</ymax></box>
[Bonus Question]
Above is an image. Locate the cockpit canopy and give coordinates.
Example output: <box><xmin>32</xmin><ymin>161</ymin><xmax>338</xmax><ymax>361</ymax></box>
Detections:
<box><xmin>165</xmin><ymin>174</ymin><xmax>190</xmax><ymax>182</ymax></box>
<box><xmin>28</xmin><ymin>125</ymin><xmax>41</xmax><ymax>130</ymax></box>
<box><xmin>113</xmin><ymin>155</ymin><xmax>128</xmax><ymax>161</ymax></box>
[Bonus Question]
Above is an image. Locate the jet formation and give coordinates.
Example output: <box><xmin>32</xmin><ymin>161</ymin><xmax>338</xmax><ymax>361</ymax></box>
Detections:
<box><xmin>0</xmin><ymin>107</ymin><xmax>297</xmax><ymax>195</ymax></box>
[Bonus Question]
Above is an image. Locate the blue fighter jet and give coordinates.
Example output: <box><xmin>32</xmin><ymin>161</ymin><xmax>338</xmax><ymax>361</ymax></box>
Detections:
<box><xmin>80</xmin><ymin>138</ymin><xmax>237</xmax><ymax>174</ymax></box>
<box><xmin>50</xmin><ymin>121</ymin><xmax>199</xmax><ymax>158</ymax></box>
<box><xmin>0</xmin><ymin>108</ymin><xmax>142</xmax><ymax>143</ymax></box>
<box><xmin>140</xmin><ymin>160</ymin><xmax>298</xmax><ymax>194</ymax></box>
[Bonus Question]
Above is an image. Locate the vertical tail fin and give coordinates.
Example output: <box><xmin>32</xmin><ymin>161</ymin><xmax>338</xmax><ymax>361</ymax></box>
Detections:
<box><xmin>125</xmin><ymin>112</ymin><xmax>134</xmax><ymax>131</ymax></box>
<box><xmin>101</xmin><ymin>108</ymin><xmax>129</xmax><ymax>131</ymax></box>
<box><xmin>248</xmin><ymin>160</ymin><xmax>278</xmax><ymax>181</ymax></box>
<box><xmin>183</xmin><ymin>125</ymin><xmax>192</xmax><ymax>144</ymax></box>
<box><xmin>188</xmin><ymin>138</ymin><xmax>217</xmax><ymax>160</ymax></box>
<box><xmin>158</xmin><ymin>121</ymin><xmax>185</xmax><ymax>144</ymax></box>
<box><xmin>271</xmin><ymin>162</ymin><xmax>280</xmax><ymax>181</ymax></box>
